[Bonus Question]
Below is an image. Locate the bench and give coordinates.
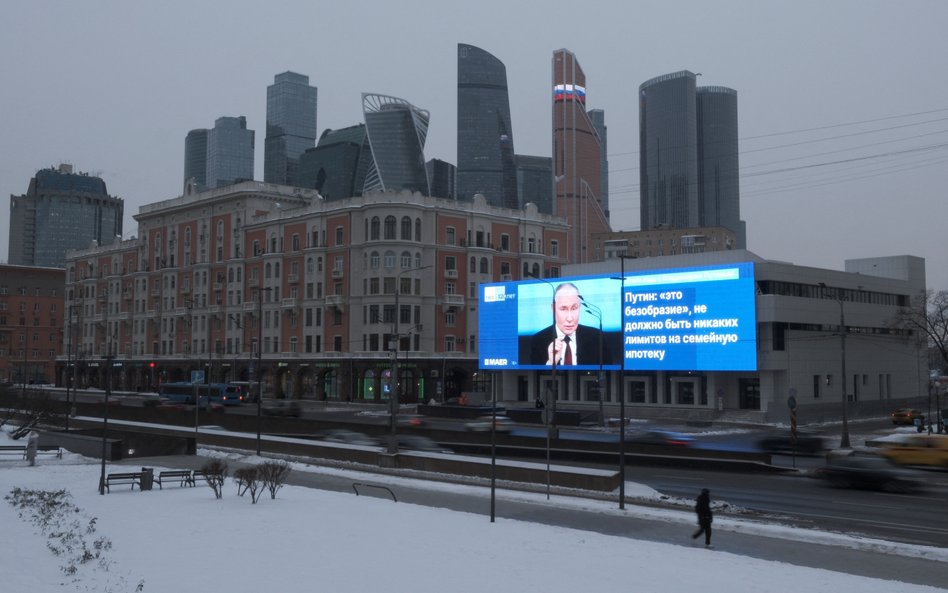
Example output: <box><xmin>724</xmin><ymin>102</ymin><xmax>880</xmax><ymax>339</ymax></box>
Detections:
<box><xmin>104</xmin><ymin>472</ymin><xmax>143</xmax><ymax>492</ymax></box>
<box><xmin>155</xmin><ymin>470</ymin><xmax>195</xmax><ymax>489</ymax></box>
<box><xmin>0</xmin><ymin>445</ymin><xmax>63</xmax><ymax>460</ymax></box>
<box><xmin>191</xmin><ymin>470</ymin><xmax>209</xmax><ymax>485</ymax></box>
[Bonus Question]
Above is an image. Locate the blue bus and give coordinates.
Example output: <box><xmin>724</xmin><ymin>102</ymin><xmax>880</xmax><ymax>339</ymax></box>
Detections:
<box><xmin>158</xmin><ymin>382</ymin><xmax>244</xmax><ymax>406</ymax></box>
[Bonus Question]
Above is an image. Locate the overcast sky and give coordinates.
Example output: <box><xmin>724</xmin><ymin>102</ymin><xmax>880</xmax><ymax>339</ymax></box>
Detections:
<box><xmin>2</xmin><ymin>1</ymin><xmax>947</xmax><ymax>289</ymax></box>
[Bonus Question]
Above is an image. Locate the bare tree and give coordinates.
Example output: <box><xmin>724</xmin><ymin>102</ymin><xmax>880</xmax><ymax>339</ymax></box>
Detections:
<box><xmin>894</xmin><ymin>290</ymin><xmax>948</xmax><ymax>373</ymax></box>
<box><xmin>234</xmin><ymin>466</ymin><xmax>262</xmax><ymax>503</ymax></box>
<box><xmin>0</xmin><ymin>387</ymin><xmax>67</xmax><ymax>437</ymax></box>
<box><xmin>257</xmin><ymin>460</ymin><xmax>291</xmax><ymax>500</ymax></box>
<box><xmin>199</xmin><ymin>460</ymin><xmax>228</xmax><ymax>499</ymax></box>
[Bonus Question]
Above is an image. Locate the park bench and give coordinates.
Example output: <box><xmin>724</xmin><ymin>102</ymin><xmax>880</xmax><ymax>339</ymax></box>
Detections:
<box><xmin>104</xmin><ymin>471</ymin><xmax>143</xmax><ymax>492</ymax></box>
<box><xmin>192</xmin><ymin>469</ymin><xmax>209</xmax><ymax>485</ymax></box>
<box><xmin>155</xmin><ymin>470</ymin><xmax>195</xmax><ymax>489</ymax></box>
<box><xmin>0</xmin><ymin>445</ymin><xmax>62</xmax><ymax>460</ymax></box>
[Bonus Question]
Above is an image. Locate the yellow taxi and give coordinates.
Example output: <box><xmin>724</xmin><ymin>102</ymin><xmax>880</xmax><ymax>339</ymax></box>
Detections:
<box><xmin>878</xmin><ymin>434</ymin><xmax>948</xmax><ymax>468</ymax></box>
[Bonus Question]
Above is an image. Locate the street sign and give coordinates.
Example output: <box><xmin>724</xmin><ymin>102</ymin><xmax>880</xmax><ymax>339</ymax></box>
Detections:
<box><xmin>787</xmin><ymin>394</ymin><xmax>797</xmax><ymax>411</ymax></box>
<box><xmin>191</xmin><ymin>370</ymin><xmax>205</xmax><ymax>383</ymax></box>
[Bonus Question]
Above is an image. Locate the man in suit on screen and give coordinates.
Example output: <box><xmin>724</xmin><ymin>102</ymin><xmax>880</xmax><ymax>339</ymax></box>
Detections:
<box><xmin>521</xmin><ymin>282</ymin><xmax>617</xmax><ymax>366</ymax></box>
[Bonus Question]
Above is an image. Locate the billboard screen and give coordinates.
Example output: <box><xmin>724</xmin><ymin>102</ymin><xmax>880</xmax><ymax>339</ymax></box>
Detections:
<box><xmin>478</xmin><ymin>262</ymin><xmax>757</xmax><ymax>372</ymax></box>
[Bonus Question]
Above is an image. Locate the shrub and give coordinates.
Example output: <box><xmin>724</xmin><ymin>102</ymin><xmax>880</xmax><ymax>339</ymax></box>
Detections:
<box><xmin>199</xmin><ymin>460</ymin><xmax>229</xmax><ymax>499</ymax></box>
<box><xmin>257</xmin><ymin>460</ymin><xmax>291</xmax><ymax>500</ymax></box>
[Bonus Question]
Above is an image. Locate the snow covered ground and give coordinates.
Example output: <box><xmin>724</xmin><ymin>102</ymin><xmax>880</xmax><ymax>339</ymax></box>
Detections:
<box><xmin>1</xmin><ymin>429</ymin><xmax>946</xmax><ymax>593</ymax></box>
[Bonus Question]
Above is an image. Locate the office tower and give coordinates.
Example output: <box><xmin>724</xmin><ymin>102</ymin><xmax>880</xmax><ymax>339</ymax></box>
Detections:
<box><xmin>426</xmin><ymin>158</ymin><xmax>456</xmax><ymax>199</ymax></box>
<box><xmin>206</xmin><ymin>116</ymin><xmax>255</xmax><ymax>189</ymax></box>
<box><xmin>264</xmin><ymin>71</ymin><xmax>318</xmax><ymax>186</ymax></box>
<box><xmin>697</xmin><ymin>86</ymin><xmax>745</xmax><ymax>248</ymax></box>
<box><xmin>184</xmin><ymin>128</ymin><xmax>208</xmax><ymax>189</ymax></box>
<box><xmin>515</xmin><ymin>155</ymin><xmax>553</xmax><ymax>214</ymax></box>
<box><xmin>552</xmin><ymin>48</ymin><xmax>611</xmax><ymax>265</ymax></box>
<box><xmin>639</xmin><ymin>71</ymin><xmax>744</xmax><ymax>246</ymax></box>
<box><xmin>298</xmin><ymin>124</ymin><xmax>373</xmax><ymax>200</ymax></box>
<box><xmin>457</xmin><ymin>44</ymin><xmax>518</xmax><ymax>208</ymax></box>
<box><xmin>8</xmin><ymin>164</ymin><xmax>123</xmax><ymax>267</ymax></box>
<box><xmin>361</xmin><ymin>93</ymin><xmax>430</xmax><ymax>195</ymax></box>
<box><xmin>588</xmin><ymin>109</ymin><xmax>609</xmax><ymax>219</ymax></box>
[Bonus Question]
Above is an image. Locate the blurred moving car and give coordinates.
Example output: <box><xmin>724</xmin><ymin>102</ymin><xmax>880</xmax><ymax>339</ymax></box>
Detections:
<box><xmin>890</xmin><ymin>408</ymin><xmax>925</xmax><ymax>425</ymax></box>
<box><xmin>757</xmin><ymin>431</ymin><xmax>829</xmax><ymax>456</ymax></box>
<box><xmin>625</xmin><ymin>429</ymin><xmax>694</xmax><ymax>447</ymax></box>
<box><xmin>464</xmin><ymin>415</ymin><xmax>515</xmax><ymax>432</ymax></box>
<box><xmin>321</xmin><ymin>429</ymin><xmax>380</xmax><ymax>446</ymax></box>
<box><xmin>877</xmin><ymin>434</ymin><xmax>948</xmax><ymax>468</ymax></box>
<box><xmin>261</xmin><ymin>399</ymin><xmax>302</xmax><ymax>418</ymax></box>
<box><xmin>396</xmin><ymin>435</ymin><xmax>453</xmax><ymax>453</ymax></box>
<box><xmin>814</xmin><ymin>453</ymin><xmax>923</xmax><ymax>493</ymax></box>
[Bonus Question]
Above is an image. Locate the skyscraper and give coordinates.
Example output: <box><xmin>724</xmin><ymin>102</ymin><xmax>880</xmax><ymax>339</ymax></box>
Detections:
<box><xmin>552</xmin><ymin>48</ymin><xmax>610</xmax><ymax>265</ymax></box>
<box><xmin>639</xmin><ymin>71</ymin><xmax>744</xmax><ymax>247</ymax></box>
<box><xmin>457</xmin><ymin>44</ymin><xmax>518</xmax><ymax>208</ymax></box>
<box><xmin>9</xmin><ymin>164</ymin><xmax>123</xmax><ymax>267</ymax></box>
<box><xmin>264</xmin><ymin>71</ymin><xmax>318</xmax><ymax>187</ymax></box>
<box><xmin>515</xmin><ymin>155</ymin><xmax>553</xmax><ymax>214</ymax></box>
<box><xmin>184</xmin><ymin>128</ymin><xmax>208</xmax><ymax>190</ymax></box>
<box><xmin>206</xmin><ymin>116</ymin><xmax>255</xmax><ymax>189</ymax></box>
<box><xmin>361</xmin><ymin>93</ymin><xmax>430</xmax><ymax>195</ymax></box>
<box><xmin>426</xmin><ymin>158</ymin><xmax>457</xmax><ymax>200</ymax></box>
<box><xmin>697</xmin><ymin>86</ymin><xmax>744</xmax><ymax>248</ymax></box>
<box><xmin>588</xmin><ymin>109</ymin><xmax>609</xmax><ymax>219</ymax></box>
<box><xmin>298</xmin><ymin>124</ymin><xmax>373</xmax><ymax>200</ymax></box>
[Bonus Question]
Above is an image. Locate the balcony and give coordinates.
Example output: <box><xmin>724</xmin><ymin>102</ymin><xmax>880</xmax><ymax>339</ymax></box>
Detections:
<box><xmin>243</xmin><ymin>302</ymin><xmax>256</xmax><ymax>312</ymax></box>
<box><xmin>175</xmin><ymin>307</ymin><xmax>188</xmax><ymax>316</ymax></box>
<box><xmin>281</xmin><ymin>298</ymin><xmax>298</xmax><ymax>309</ymax></box>
<box><xmin>501</xmin><ymin>274</ymin><xmax>513</xmax><ymax>281</ymax></box>
<box><xmin>444</xmin><ymin>269</ymin><xmax>458</xmax><ymax>279</ymax></box>
<box><xmin>248</xmin><ymin>277</ymin><xmax>259</xmax><ymax>288</ymax></box>
<box><xmin>180</xmin><ymin>286</ymin><xmax>191</xmax><ymax>294</ymax></box>
<box><xmin>150</xmin><ymin>288</ymin><xmax>160</xmax><ymax>296</ymax></box>
<box><xmin>325</xmin><ymin>295</ymin><xmax>345</xmax><ymax>308</ymax></box>
<box><xmin>287</xmin><ymin>274</ymin><xmax>299</xmax><ymax>284</ymax></box>
<box><xmin>332</xmin><ymin>269</ymin><xmax>344</xmax><ymax>278</ymax></box>
<box><xmin>213</xmin><ymin>282</ymin><xmax>223</xmax><ymax>291</ymax></box>
<box><xmin>208</xmin><ymin>305</ymin><xmax>222</xmax><ymax>315</ymax></box>
<box><xmin>443</xmin><ymin>294</ymin><xmax>465</xmax><ymax>307</ymax></box>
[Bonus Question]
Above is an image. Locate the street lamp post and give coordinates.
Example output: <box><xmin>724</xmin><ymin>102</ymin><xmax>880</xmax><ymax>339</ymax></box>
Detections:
<box><xmin>526</xmin><ymin>272</ymin><xmax>557</xmax><ymax>500</ymax></box>
<box><xmin>388</xmin><ymin>264</ymin><xmax>431</xmax><ymax>454</ymax></box>
<box><xmin>255</xmin><ymin>285</ymin><xmax>272</xmax><ymax>456</ymax></box>
<box><xmin>617</xmin><ymin>254</ymin><xmax>635</xmax><ymax>509</ymax></box>
<box><xmin>98</xmin><ymin>290</ymin><xmax>112</xmax><ymax>495</ymax></box>
<box><xmin>820</xmin><ymin>283</ymin><xmax>851</xmax><ymax>448</ymax></box>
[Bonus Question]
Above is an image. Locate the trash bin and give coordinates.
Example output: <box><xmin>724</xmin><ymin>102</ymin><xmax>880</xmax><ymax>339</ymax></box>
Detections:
<box><xmin>140</xmin><ymin>467</ymin><xmax>154</xmax><ymax>491</ymax></box>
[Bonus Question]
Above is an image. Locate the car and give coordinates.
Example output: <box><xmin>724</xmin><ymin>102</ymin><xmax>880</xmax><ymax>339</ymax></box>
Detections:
<box><xmin>396</xmin><ymin>435</ymin><xmax>453</xmax><ymax>453</ymax></box>
<box><xmin>813</xmin><ymin>453</ymin><xmax>923</xmax><ymax>493</ymax></box>
<box><xmin>464</xmin><ymin>415</ymin><xmax>515</xmax><ymax>432</ymax></box>
<box><xmin>261</xmin><ymin>399</ymin><xmax>302</xmax><ymax>418</ymax></box>
<box><xmin>321</xmin><ymin>429</ymin><xmax>380</xmax><ymax>446</ymax></box>
<box><xmin>877</xmin><ymin>434</ymin><xmax>948</xmax><ymax>468</ymax></box>
<box><xmin>890</xmin><ymin>408</ymin><xmax>925</xmax><ymax>425</ymax></box>
<box><xmin>625</xmin><ymin>429</ymin><xmax>694</xmax><ymax>447</ymax></box>
<box><xmin>757</xmin><ymin>431</ymin><xmax>829</xmax><ymax>456</ymax></box>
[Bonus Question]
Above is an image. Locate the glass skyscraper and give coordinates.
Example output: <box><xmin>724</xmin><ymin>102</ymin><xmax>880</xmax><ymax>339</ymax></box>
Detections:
<box><xmin>184</xmin><ymin>128</ymin><xmax>208</xmax><ymax>190</ymax></box>
<box><xmin>361</xmin><ymin>93</ymin><xmax>430</xmax><ymax>195</ymax></box>
<box><xmin>457</xmin><ymin>44</ymin><xmax>518</xmax><ymax>209</ymax></box>
<box><xmin>298</xmin><ymin>124</ymin><xmax>373</xmax><ymax>200</ymax></box>
<box><xmin>206</xmin><ymin>116</ymin><xmax>255</xmax><ymax>189</ymax></box>
<box><xmin>515</xmin><ymin>155</ymin><xmax>553</xmax><ymax>214</ymax></box>
<box><xmin>588</xmin><ymin>109</ymin><xmax>609</xmax><ymax>218</ymax></box>
<box><xmin>552</xmin><ymin>48</ymin><xmax>610</xmax><ymax>264</ymax></box>
<box><xmin>9</xmin><ymin>164</ymin><xmax>123</xmax><ymax>267</ymax></box>
<box><xmin>426</xmin><ymin>158</ymin><xmax>457</xmax><ymax>200</ymax></box>
<box><xmin>639</xmin><ymin>70</ymin><xmax>744</xmax><ymax>247</ymax></box>
<box><xmin>264</xmin><ymin>71</ymin><xmax>318</xmax><ymax>187</ymax></box>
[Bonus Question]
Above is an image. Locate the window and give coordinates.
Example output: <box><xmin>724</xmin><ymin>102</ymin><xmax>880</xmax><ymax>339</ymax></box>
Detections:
<box><xmin>400</xmin><ymin>251</ymin><xmax>412</xmax><ymax>268</ymax></box>
<box><xmin>445</xmin><ymin>256</ymin><xmax>456</xmax><ymax>271</ymax></box>
<box><xmin>384</xmin><ymin>216</ymin><xmax>397</xmax><ymax>240</ymax></box>
<box><xmin>370</xmin><ymin>252</ymin><xmax>380</xmax><ymax>269</ymax></box>
<box><xmin>501</xmin><ymin>234</ymin><xmax>510</xmax><ymax>251</ymax></box>
<box><xmin>292</xmin><ymin>234</ymin><xmax>300</xmax><ymax>251</ymax></box>
<box><xmin>335</xmin><ymin>226</ymin><xmax>344</xmax><ymax>246</ymax></box>
<box><xmin>384</xmin><ymin>251</ymin><xmax>396</xmax><ymax>268</ymax></box>
<box><xmin>551</xmin><ymin>240</ymin><xmax>559</xmax><ymax>257</ymax></box>
<box><xmin>446</xmin><ymin>227</ymin><xmax>456</xmax><ymax>246</ymax></box>
<box><xmin>370</xmin><ymin>217</ymin><xmax>380</xmax><ymax>240</ymax></box>
<box><xmin>415</xmin><ymin>218</ymin><xmax>422</xmax><ymax>242</ymax></box>
<box><xmin>479</xmin><ymin>257</ymin><xmax>489</xmax><ymax>274</ymax></box>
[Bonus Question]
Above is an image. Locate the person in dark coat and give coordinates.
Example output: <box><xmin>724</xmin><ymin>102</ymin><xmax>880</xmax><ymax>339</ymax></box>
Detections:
<box><xmin>691</xmin><ymin>488</ymin><xmax>713</xmax><ymax>547</ymax></box>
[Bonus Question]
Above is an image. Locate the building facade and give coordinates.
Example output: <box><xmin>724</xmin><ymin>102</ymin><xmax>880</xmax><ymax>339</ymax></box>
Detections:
<box><xmin>515</xmin><ymin>155</ymin><xmax>553</xmax><ymax>214</ymax></box>
<box><xmin>0</xmin><ymin>265</ymin><xmax>65</xmax><ymax>385</ymax></box>
<box><xmin>588</xmin><ymin>108</ymin><xmax>609</xmax><ymax>219</ymax></box>
<box><xmin>362</xmin><ymin>94</ymin><xmax>431</xmax><ymax>195</ymax></box>
<box><xmin>264</xmin><ymin>71</ymin><xmax>318</xmax><ymax>187</ymax></box>
<box><xmin>696</xmin><ymin>86</ymin><xmax>744</xmax><ymax>248</ymax></box>
<box><xmin>552</xmin><ymin>49</ymin><xmax>611</xmax><ymax>265</ymax></box>
<box><xmin>298</xmin><ymin>124</ymin><xmax>372</xmax><ymax>199</ymax></box>
<box><xmin>59</xmin><ymin>182</ymin><xmax>568</xmax><ymax>401</ymax></box>
<box><xmin>426</xmin><ymin>158</ymin><xmax>457</xmax><ymax>200</ymax></box>
<box><xmin>594</xmin><ymin>227</ymin><xmax>737</xmax><ymax>261</ymax></box>
<box><xmin>457</xmin><ymin>44</ymin><xmax>519</xmax><ymax>209</ymax></box>
<box><xmin>9</xmin><ymin>164</ymin><xmax>124</xmax><ymax>268</ymax></box>
<box><xmin>184</xmin><ymin>129</ymin><xmax>209</xmax><ymax>190</ymax></box>
<box><xmin>206</xmin><ymin>116</ymin><xmax>255</xmax><ymax>189</ymax></box>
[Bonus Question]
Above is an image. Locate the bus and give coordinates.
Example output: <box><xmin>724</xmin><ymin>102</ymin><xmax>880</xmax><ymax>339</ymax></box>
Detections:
<box><xmin>158</xmin><ymin>382</ymin><xmax>244</xmax><ymax>406</ymax></box>
<box><xmin>228</xmin><ymin>381</ymin><xmax>271</xmax><ymax>404</ymax></box>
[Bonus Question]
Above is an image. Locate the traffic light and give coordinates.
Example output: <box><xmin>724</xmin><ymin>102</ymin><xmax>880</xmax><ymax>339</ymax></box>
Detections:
<box><xmin>148</xmin><ymin>362</ymin><xmax>156</xmax><ymax>369</ymax></box>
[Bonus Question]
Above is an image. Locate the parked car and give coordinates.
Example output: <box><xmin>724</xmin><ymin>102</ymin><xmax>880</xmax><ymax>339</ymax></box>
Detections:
<box><xmin>320</xmin><ymin>429</ymin><xmax>380</xmax><ymax>447</ymax></box>
<box><xmin>814</xmin><ymin>453</ymin><xmax>923</xmax><ymax>493</ymax></box>
<box><xmin>890</xmin><ymin>408</ymin><xmax>925</xmax><ymax>425</ymax></box>
<box><xmin>261</xmin><ymin>399</ymin><xmax>302</xmax><ymax>418</ymax></box>
<box><xmin>757</xmin><ymin>431</ymin><xmax>829</xmax><ymax>456</ymax></box>
<box><xmin>465</xmin><ymin>415</ymin><xmax>515</xmax><ymax>432</ymax></box>
<box><xmin>877</xmin><ymin>434</ymin><xmax>948</xmax><ymax>468</ymax></box>
<box><xmin>625</xmin><ymin>429</ymin><xmax>694</xmax><ymax>447</ymax></box>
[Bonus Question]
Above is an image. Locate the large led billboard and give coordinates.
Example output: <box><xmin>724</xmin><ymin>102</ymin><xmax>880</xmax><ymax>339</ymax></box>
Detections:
<box><xmin>479</xmin><ymin>262</ymin><xmax>757</xmax><ymax>372</ymax></box>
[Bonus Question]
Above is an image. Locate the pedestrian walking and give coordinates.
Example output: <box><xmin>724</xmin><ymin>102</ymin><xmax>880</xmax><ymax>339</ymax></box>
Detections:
<box><xmin>691</xmin><ymin>488</ymin><xmax>713</xmax><ymax>547</ymax></box>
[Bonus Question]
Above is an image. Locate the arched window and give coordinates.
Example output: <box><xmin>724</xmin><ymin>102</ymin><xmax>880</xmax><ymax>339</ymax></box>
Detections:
<box><xmin>384</xmin><ymin>216</ymin><xmax>397</xmax><ymax>240</ymax></box>
<box><xmin>384</xmin><ymin>251</ymin><xmax>396</xmax><ymax>268</ymax></box>
<box><xmin>401</xmin><ymin>216</ymin><xmax>412</xmax><ymax>240</ymax></box>
<box><xmin>469</xmin><ymin>256</ymin><xmax>476</xmax><ymax>273</ymax></box>
<box><xmin>370</xmin><ymin>217</ymin><xmax>380</xmax><ymax>240</ymax></box>
<box><xmin>317</xmin><ymin>257</ymin><xmax>323</xmax><ymax>272</ymax></box>
<box><xmin>270</xmin><ymin>233</ymin><xmax>277</xmax><ymax>253</ymax></box>
<box><xmin>414</xmin><ymin>253</ymin><xmax>422</xmax><ymax>269</ymax></box>
<box><xmin>400</xmin><ymin>251</ymin><xmax>412</xmax><ymax>268</ymax></box>
<box><xmin>531</xmin><ymin>263</ymin><xmax>540</xmax><ymax>278</ymax></box>
<box><xmin>370</xmin><ymin>251</ymin><xmax>380</xmax><ymax>269</ymax></box>
<box><xmin>228</xmin><ymin>268</ymin><xmax>234</xmax><ymax>283</ymax></box>
<box><xmin>306</xmin><ymin>257</ymin><xmax>314</xmax><ymax>274</ymax></box>
<box><xmin>415</xmin><ymin>218</ymin><xmax>422</xmax><ymax>242</ymax></box>
<box><xmin>479</xmin><ymin>257</ymin><xmax>489</xmax><ymax>274</ymax></box>
<box><xmin>274</xmin><ymin>262</ymin><xmax>281</xmax><ymax>278</ymax></box>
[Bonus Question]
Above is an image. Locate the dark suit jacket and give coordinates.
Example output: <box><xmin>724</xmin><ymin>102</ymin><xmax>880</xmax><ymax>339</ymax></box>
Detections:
<box><xmin>520</xmin><ymin>324</ymin><xmax>619</xmax><ymax>366</ymax></box>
